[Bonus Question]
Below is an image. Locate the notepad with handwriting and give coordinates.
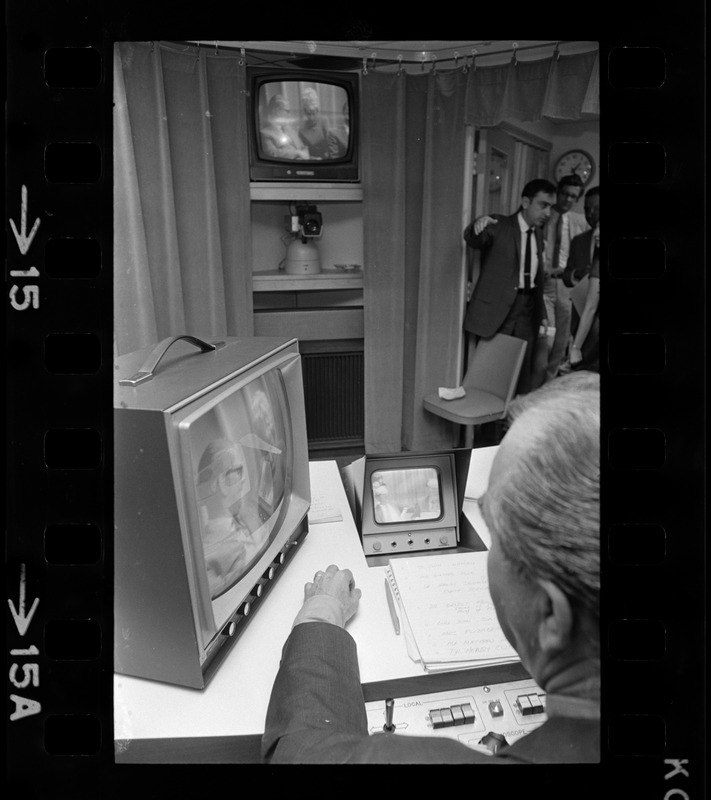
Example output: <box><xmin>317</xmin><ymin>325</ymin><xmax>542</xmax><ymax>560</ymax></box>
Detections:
<box><xmin>386</xmin><ymin>552</ymin><xmax>518</xmax><ymax>672</ymax></box>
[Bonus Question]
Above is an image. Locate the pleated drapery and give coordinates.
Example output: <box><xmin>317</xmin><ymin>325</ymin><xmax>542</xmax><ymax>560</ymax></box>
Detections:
<box><xmin>113</xmin><ymin>42</ymin><xmax>253</xmax><ymax>357</ymax></box>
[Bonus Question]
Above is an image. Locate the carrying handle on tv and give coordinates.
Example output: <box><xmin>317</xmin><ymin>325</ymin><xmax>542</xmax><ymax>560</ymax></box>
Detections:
<box><xmin>119</xmin><ymin>335</ymin><xmax>226</xmax><ymax>386</ymax></box>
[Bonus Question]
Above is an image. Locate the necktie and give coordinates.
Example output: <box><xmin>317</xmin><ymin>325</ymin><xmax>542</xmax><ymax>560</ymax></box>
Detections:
<box><xmin>524</xmin><ymin>228</ymin><xmax>534</xmax><ymax>290</ymax></box>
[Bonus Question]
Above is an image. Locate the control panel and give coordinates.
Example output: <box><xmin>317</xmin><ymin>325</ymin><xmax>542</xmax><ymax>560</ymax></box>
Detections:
<box><xmin>364</xmin><ymin>678</ymin><xmax>546</xmax><ymax>755</ymax></box>
<box><xmin>362</xmin><ymin>526</ymin><xmax>456</xmax><ymax>555</ymax></box>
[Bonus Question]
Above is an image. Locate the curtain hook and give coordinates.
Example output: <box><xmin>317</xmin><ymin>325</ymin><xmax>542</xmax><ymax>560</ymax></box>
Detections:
<box><xmin>370</xmin><ymin>52</ymin><xmax>377</xmax><ymax>72</ymax></box>
<box><xmin>472</xmin><ymin>48</ymin><xmax>478</xmax><ymax>73</ymax></box>
<box><xmin>430</xmin><ymin>55</ymin><xmax>437</xmax><ymax>74</ymax></box>
<box><xmin>511</xmin><ymin>42</ymin><xmax>518</xmax><ymax>66</ymax></box>
<box><xmin>453</xmin><ymin>51</ymin><xmax>460</xmax><ymax>70</ymax></box>
<box><xmin>239</xmin><ymin>47</ymin><xmax>245</xmax><ymax>66</ymax></box>
<box><xmin>397</xmin><ymin>54</ymin><xmax>404</xmax><ymax>76</ymax></box>
<box><xmin>362</xmin><ymin>56</ymin><xmax>368</xmax><ymax>75</ymax></box>
<box><xmin>554</xmin><ymin>41</ymin><xmax>561</xmax><ymax>60</ymax></box>
<box><xmin>214</xmin><ymin>41</ymin><xmax>219</xmax><ymax>56</ymax></box>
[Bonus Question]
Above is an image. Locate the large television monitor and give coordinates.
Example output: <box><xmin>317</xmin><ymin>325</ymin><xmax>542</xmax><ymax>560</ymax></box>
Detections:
<box><xmin>114</xmin><ymin>335</ymin><xmax>310</xmax><ymax>689</ymax></box>
<box><xmin>248</xmin><ymin>67</ymin><xmax>359</xmax><ymax>183</ymax></box>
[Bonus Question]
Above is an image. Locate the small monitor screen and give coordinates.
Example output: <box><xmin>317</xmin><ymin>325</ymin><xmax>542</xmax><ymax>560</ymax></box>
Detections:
<box><xmin>370</xmin><ymin>467</ymin><xmax>443</xmax><ymax>524</ymax></box>
<box><xmin>187</xmin><ymin>371</ymin><xmax>289</xmax><ymax>601</ymax></box>
<box><xmin>257</xmin><ymin>80</ymin><xmax>351</xmax><ymax>162</ymax></box>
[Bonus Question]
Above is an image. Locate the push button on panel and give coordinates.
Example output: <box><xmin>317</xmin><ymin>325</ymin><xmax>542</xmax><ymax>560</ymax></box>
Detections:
<box><xmin>516</xmin><ymin>692</ymin><xmax>545</xmax><ymax>716</ymax></box>
<box><xmin>488</xmin><ymin>700</ymin><xmax>504</xmax><ymax>717</ymax></box>
<box><xmin>429</xmin><ymin>702</ymin><xmax>475</xmax><ymax>728</ymax></box>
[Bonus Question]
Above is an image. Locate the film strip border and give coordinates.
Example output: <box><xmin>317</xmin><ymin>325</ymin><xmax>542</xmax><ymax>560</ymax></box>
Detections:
<box><xmin>5</xmin><ymin>5</ymin><xmax>706</xmax><ymax>795</ymax></box>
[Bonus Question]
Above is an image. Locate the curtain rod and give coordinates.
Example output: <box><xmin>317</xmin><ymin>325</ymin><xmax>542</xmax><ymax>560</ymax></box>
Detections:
<box><xmin>178</xmin><ymin>40</ymin><xmax>594</xmax><ymax>69</ymax></box>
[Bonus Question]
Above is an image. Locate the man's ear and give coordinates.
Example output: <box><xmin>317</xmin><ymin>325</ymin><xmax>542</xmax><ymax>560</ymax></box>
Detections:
<box><xmin>536</xmin><ymin>579</ymin><xmax>574</xmax><ymax>654</ymax></box>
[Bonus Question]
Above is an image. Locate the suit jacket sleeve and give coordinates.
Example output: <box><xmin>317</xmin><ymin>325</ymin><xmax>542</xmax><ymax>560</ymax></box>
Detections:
<box><xmin>563</xmin><ymin>232</ymin><xmax>591</xmax><ymax>287</ymax></box>
<box><xmin>261</xmin><ymin>622</ymin><xmax>494</xmax><ymax>763</ymax></box>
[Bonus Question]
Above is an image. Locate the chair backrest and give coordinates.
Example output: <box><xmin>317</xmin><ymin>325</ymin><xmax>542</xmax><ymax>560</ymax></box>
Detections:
<box><xmin>462</xmin><ymin>333</ymin><xmax>527</xmax><ymax>407</ymax></box>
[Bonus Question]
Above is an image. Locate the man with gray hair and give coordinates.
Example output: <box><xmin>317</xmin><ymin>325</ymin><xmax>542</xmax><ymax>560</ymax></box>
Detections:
<box><xmin>262</xmin><ymin>372</ymin><xmax>600</xmax><ymax>763</ymax></box>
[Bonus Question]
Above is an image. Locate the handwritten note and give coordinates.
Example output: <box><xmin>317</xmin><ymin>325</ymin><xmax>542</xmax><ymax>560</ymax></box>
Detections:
<box><xmin>388</xmin><ymin>552</ymin><xmax>518</xmax><ymax>670</ymax></box>
<box><xmin>308</xmin><ymin>493</ymin><xmax>343</xmax><ymax>524</ymax></box>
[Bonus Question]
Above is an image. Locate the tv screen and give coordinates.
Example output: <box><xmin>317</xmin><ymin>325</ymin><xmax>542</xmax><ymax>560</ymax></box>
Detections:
<box><xmin>249</xmin><ymin>68</ymin><xmax>359</xmax><ymax>182</ymax></box>
<box><xmin>186</xmin><ymin>370</ymin><xmax>289</xmax><ymax>604</ymax></box>
<box><xmin>370</xmin><ymin>467</ymin><xmax>443</xmax><ymax>524</ymax></box>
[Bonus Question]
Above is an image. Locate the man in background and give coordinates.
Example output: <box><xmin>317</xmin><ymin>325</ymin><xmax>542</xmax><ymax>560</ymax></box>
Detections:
<box><xmin>462</xmin><ymin>178</ymin><xmax>557</xmax><ymax>395</ymax></box>
<box><xmin>564</xmin><ymin>186</ymin><xmax>600</xmax><ymax>289</ymax></box>
<box><xmin>262</xmin><ymin>371</ymin><xmax>600</xmax><ymax>764</ymax></box>
<box><xmin>535</xmin><ymin>174</ymin><xmax>589</xmax><ymax>387</ymax></box>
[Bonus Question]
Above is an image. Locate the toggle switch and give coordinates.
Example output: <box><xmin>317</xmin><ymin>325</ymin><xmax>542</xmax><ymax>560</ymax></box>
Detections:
<box><xmin>383</xmin><ymin>698</ymin><xmax>395</xmax><ymax>732</ymax></box>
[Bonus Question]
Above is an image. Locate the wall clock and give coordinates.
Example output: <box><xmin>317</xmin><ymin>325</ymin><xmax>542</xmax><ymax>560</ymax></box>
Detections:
<box><xmin>554</xmin><ymin>149</ymin><xmax>595</xmax><ymax>185</ymax></box>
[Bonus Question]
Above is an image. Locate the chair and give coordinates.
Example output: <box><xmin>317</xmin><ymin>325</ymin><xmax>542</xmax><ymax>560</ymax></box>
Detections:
<box><xmin>423</xmin><ymin>333</ymin><xmax>527</xmax><ymax>447</ymax></box>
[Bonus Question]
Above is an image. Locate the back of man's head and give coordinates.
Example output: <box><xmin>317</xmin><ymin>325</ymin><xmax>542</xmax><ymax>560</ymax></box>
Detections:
<box><xmin>484</xmin><ymin>372</ymin><xmax>600</xmax><ymax>620</ymax></box>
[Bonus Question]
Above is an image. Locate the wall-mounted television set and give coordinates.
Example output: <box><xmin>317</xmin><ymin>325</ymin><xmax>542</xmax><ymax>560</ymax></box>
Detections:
<box><xmin>342</xmin><ymin>450</ymin><xmax>486</xmax><ymax>564</ymax></box>
<box><xmin>114</xmin><ymin>335</ymin><xmax>310</xmax><ymax>689</ymax></box>
<box><xmin>248</xmin><ymin>67</ymin><xmax>360</xmax><ymax>183</ymax></box>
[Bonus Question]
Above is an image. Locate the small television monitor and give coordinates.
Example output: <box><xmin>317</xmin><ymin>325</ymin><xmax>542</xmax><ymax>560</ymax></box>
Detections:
<box><xmin>114</xmin><ymin>336</ymin><xmax>310</xmax><ymax>689</ymax></box>
<box><xmin>248</xmin><ymin>67</ymin><xmax>359</xmax><ymax>182</ymax></box>
<box><xmin>347</xmin><ymin>450</ymin><xmax>486</xmax><ymax>562</ymax></box>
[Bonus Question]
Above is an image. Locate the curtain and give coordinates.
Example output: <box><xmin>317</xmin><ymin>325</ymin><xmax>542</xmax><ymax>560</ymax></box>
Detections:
<box><xmin>362</xmin><ymin>70</ymin><xmax>470</xmax><ymax>452</ymax></box>
<box><xmin>465</xmin><ymin>50</ymin><xmax>600</xmax><ymax>126</ymax></box>
<box><xmin>113</xmin><ymin>42</ymin><xmax>254</xmax><ymax>357</ymax></box>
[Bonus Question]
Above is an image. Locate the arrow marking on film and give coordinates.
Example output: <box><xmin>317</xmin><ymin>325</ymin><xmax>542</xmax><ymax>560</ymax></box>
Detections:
<box><xmin>10</xmin><ymin>185</ymin><xmax>41</xmax><ymax>255</ymax></box>
<box><xmin>8</xmin><ymin>563</ymin><xmax>40</xmax><ymax>637</ymax></box>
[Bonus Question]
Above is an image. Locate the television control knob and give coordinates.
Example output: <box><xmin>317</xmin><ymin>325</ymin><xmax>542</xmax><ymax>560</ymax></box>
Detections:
<box><xmin>439</xmin><ymin>535</ymin><xmax>449</xmax><ymax>545</ymax></box>
<box><xmin>222</xmin><ymin>620</ymin><xmax>237</xmax><ymax>637</ymax></box>
<box><xmin>238</xmin><ymin>601</ymin><xmax>252</xmax><ymax>617</ymax></box>
<box><xmin>372</xmin><ymin>541</ymin><xmax>382</xmax><ymax>552</ymax></box>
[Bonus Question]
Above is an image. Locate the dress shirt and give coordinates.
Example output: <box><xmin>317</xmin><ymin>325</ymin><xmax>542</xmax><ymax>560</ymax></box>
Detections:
<box><xmin>517</xmin><ymin>212</ymin><xmax>538</xmax><ymax>288</ymax></box>
<box><xmin>292</xmin><ymin>594</ymin><xmax>347</xmax><ymax>629</ymax></box>
<box><xmin>546</xmin><ymin>210</ymin><xmax>572</xmax><ymax>274</ymax></box>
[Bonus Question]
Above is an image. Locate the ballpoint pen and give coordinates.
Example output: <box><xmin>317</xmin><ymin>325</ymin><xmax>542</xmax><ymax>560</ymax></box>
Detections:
<box><xmin>384</xmin><ymin>577</ymin><xmax>400</xmax><ymax>635</ymax></box>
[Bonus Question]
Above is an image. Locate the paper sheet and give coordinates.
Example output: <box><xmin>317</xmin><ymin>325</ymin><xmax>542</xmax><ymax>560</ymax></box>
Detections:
<box><xmin>387</xmin><ymin>552</ymin><xmax>518</xmax><ymax>671</ymax></box>
<box><xmin>308</xmin><ymin>493</ymin><xmax>343</xmax><ymax>524</ymax></box>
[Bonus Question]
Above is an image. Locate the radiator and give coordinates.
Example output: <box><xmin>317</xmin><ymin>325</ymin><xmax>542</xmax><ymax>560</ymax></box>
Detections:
<box><xmin>301</xmin><ymin>351</ymin><xmax>364</xmax><ymax>445</ymax></box>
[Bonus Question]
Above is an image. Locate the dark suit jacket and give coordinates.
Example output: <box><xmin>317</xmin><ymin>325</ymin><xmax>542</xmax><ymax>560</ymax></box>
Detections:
<box><xmin>563</xmin><ymin>229</ymin><xmax>595</xmax><ymax>287</ymax></box>
<box><xmin>262</xmin><ymin>622</ymin><xmax>600</xmax><ymax>764</ymax></box>
<box><xmin>463</xmin><ymin>213</ymin><xmax>546</xmax><ymax>338</ymax></box>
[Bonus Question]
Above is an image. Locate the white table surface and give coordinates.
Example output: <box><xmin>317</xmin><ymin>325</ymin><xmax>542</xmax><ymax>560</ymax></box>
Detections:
<box><xmin>114</xmin><ymin>448</ymin><xmax>498</xmax><ymax>744</ymax></box>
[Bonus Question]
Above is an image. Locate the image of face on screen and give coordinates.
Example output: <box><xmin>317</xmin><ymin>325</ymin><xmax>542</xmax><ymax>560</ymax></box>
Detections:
<box><xmin>192</xmin><ymin>374</ymin><xmax>287</xmax><ymax>599</ymax></box>
<box><xmin>371</xmin><ymin>468</ymin><xmax>442</xmax><ymax>524</ymax></box>
<box><xmin>259</xmin><ymin>82</ymin><xmax>349</xmax><ymax>161</ymax></box>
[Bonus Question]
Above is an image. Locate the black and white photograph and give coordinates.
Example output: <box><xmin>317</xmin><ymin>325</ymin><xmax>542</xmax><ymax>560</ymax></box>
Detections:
<box><xmin>5</xmin><ymin>4</ymin><xmax>706</xmax><ymax>796</ymax></box>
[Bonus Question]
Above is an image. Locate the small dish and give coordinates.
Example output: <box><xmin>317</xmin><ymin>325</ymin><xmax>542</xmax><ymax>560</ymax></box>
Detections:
<box><xmin>334</xmin><ymin>263</ymin><xmax>361</xmax><ymax>272</ymax></box>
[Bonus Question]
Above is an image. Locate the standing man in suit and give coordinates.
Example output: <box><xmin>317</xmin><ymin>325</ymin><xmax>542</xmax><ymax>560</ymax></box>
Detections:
<box><xmin>463</xmin><ymin>178</ymin><xmax>557</xmax><ymax>395</ymax></box>
<box><xmin>563</xmin><ymin>186</ymin><xmax>600</xmax><ymax>288</ymax></box>
<box><xmin>262</xmin><ymin>371</ymin><xmax>600</xmax><ymax>764</ymax></box>
<box><xmin>537</xmin><ymin>175</ymin><xmax>589</xmax><ymax>386</ymax></box>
